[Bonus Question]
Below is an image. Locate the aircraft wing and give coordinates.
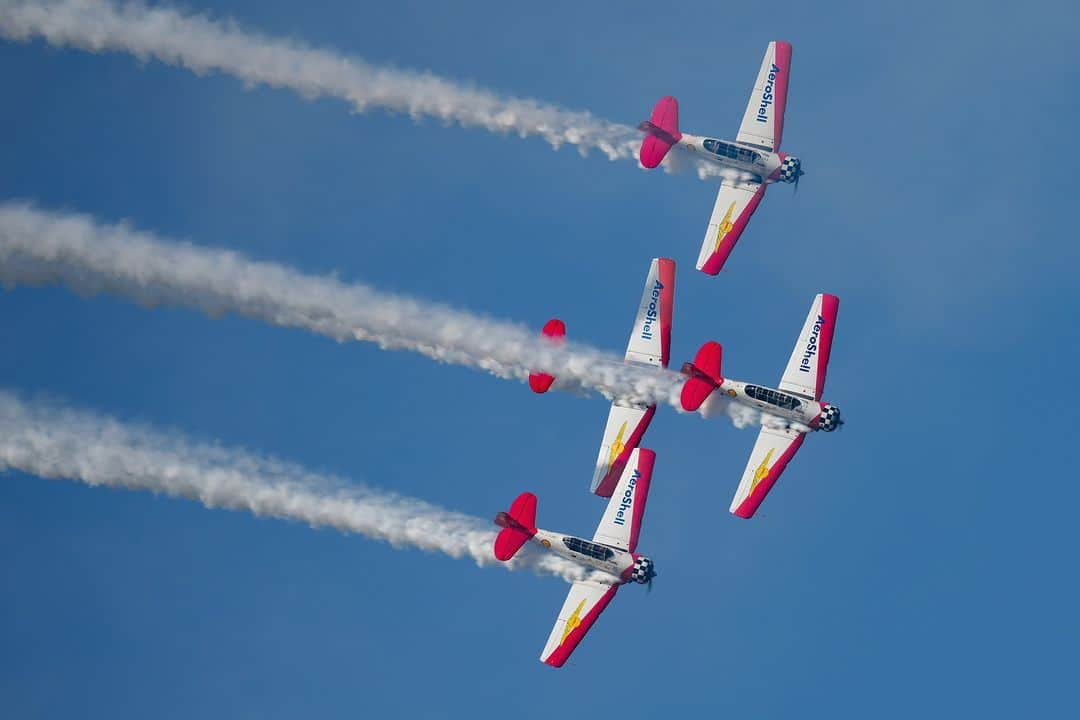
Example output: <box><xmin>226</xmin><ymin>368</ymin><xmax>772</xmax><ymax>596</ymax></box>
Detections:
<box><xmin>591</xmin><ymin>403</ymin><xmax>655</xmax><ymax>497</ymax></box>
<box><xmin>696</xmin><ymin>178</ymin><xmax>765</xmax><ymax>275</ymax></box>
<box><xmin>540</xmin><ymin>580</ymin><xmax>619</xmax><ymax>667</ymax></box>
<box><xmin>736</xmin><ymin>41</ymin><xmax>793</xmax><ymax>152</ymax></box>
<box><xmin>590</xmin><ymin>259</ymin><xmax>673</xmax><ymax>496</ymax></box>
<box><xmin>778</xmin><ymin>293</ymin><xmax>840</xmax><ymax>401</ymax></box>
<box><xmin>729</xmin><ymin>425</ymin><xmax>806</xmax><ymax>518</ymax></box>
<box><xmin>593</xmin><ymin>448</ymin><xmax>654</xmax><ymax>552</ymax></box>
<box><xmin>623</xmin><ymin>257</ymin><xmax>675</xmax><ymax>367</ymax></box>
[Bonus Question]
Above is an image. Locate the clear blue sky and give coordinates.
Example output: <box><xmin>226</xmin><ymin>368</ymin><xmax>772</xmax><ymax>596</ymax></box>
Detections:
<box><xmin>2</xmin><ymin>0</ymin><xmax>1079</xmax><ymax>717</ymax></box>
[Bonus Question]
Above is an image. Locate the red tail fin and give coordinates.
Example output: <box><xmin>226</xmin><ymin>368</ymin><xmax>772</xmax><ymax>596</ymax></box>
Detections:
<box><xmin>493</xmin><ymin>492</ymin><xmax>538</xmax><ymax>561</ymax></box>
<box><xmin>529</xmin><ymin>319</ymin><xmax>566</xmax><ymax>394</ymax></box>
<box><xmin>680</xmin><ymin>341</ymin><xmax>723</xmax><ymax>412</ymax></box>
<box><xmin>639</xmin><ymin>96</ymin><xmax>682</xmax><ymax>169</ymax></box>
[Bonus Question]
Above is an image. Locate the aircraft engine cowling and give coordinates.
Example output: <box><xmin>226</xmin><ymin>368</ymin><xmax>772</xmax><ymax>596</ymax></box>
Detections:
<box><xmin>819</xmin><ymin>403</ymin><xmax>842</xmax><ymax>432</ymax></box>
<box><xmin>630</xmin><ymin>556</ymin><xmax>657</xmax><ymax>585</ymax></box>
<box><xmin>779</xmin><ymin>155</ymin><xmax>802</xmax><ymax>183</ymax></box>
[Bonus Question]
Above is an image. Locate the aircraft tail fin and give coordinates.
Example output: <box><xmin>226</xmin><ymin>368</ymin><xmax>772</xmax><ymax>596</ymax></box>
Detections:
<box><xmin>680</xmin><ymin>341</ymin><xmax>723</xmax><ymax>412</ymax></box>
<box><xmin>639</xmin><ymin>96</ymin><xmax>682</xmax><ymax>169</ymax></box>
<box><xmin>529</xmin><ymin>319</ymin><xmax>566</xmax><ymax>393</ymax></box>
<box><xmin>494</xmin><ymin>492</ymin><xmax>538</xmax><ymax>561</ymax></box>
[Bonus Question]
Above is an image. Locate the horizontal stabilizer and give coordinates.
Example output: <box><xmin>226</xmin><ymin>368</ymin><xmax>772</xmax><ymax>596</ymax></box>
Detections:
<box><xmin>680</xmin><ymin>342</ymin><xmax>723</xmax><ymax>411</ymax></box>
<box><xmin>639</xmin><ymin>96</ymin><xmax>682</xmax><ymax>169</ymax></box>
<box><xmin>529</xmin><ymin>319</ymin><xmax>566</xmax><ymax>394</ymax></box>
<box><xmin>493</xmin><ymin>492</ymin><xmax>538</xmax><ymax>561</ymax></box>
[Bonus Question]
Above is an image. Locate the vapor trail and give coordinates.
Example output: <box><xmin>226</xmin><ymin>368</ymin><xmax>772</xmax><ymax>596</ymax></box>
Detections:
<box><xmin>0</xmin><ymin>389</ymin><xmax>592</xmax><ymax>581</ymax></box>
<box><xmin>0</xmin><ymin>0</ymin><xmax>643</xmax><ymax>163</ymax></box>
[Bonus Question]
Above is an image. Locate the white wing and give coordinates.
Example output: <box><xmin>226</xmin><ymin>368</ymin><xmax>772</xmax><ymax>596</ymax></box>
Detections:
<box><xmin>695</xmin><ymin>178</ymin><xmax>765</xmax><ymax>275</ymax></box>
<box><xmin>623</xmin><ymin>257</ymin><xmax>674</xmax><ymax>367</ymax></box>
<box><xmin>539</xmin><ymin>580</ymin><xmax>619</xmax><ymax>667</ymax></box>
<box><xmin>778</xmin><ymin>293</ymin><xmax>840</xmax><ymax>401</ymax></box>
<box><xmin>590</xmin><ymin>258</ymin><xmax>673</xmax><ymax>496</ymax></box>
<box><xmin>735</xmin><ymin>41</ymin><xmax>792</xmax><ymax>152</ymax></box>
<box><xmin>593</xmin><ymin>448</ymin><xmax>654</xmax><ymax>552</ymax></box>
<box><xmin>729</xmin><ymin>426</ymin><xmax>805</xmax><ymax>519</ymax></box>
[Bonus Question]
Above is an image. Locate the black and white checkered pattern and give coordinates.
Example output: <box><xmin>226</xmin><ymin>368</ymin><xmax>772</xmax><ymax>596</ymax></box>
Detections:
<box><xmin>631</xmin><ymin>556</ymin><xmax>655</xmax><ymax>584</ymax></box>
<box><xmin>779</xmin><ymin>156</ymin><xmax>802</xmax><ymax>183</ymax></box>
<box><xmin>819</xmin><ymin>404</ymin><xmax>842</xmax><ymax>432</ymax></box>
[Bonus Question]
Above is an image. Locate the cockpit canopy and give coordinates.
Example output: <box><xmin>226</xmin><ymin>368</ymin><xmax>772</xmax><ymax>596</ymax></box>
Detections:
<box><xmin>563</xmin><ymin>536</ymin><xmax>615</xmax><ymax>562</ymax></box>
<box><xmin>745</xmin><ymin>384</ymin><xmax>803</xmax><ymax>411</ymax></box>
<box><xmin>702</xmin><ymin>138</ymin><xmax>760</xmax><ymax>165</ymax></box>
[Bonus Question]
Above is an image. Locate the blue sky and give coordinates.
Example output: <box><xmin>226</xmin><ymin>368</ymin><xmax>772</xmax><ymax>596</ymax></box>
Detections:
<box><xmin>2</xmin><ymin>0</ymin><xmax>1079</xmax><ymax>717</ymax></box>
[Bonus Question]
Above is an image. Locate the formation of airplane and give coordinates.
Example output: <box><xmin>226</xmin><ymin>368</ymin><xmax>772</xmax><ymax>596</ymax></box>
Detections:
<box><xmin>639</xmin><ymin>40</ymin><xmax>803</xmax><ymax>274</ymax></box>
<box><xmin>494</xmin><ymin>41</ymin><xmax>843</xmax><ymax>667</ymax></box>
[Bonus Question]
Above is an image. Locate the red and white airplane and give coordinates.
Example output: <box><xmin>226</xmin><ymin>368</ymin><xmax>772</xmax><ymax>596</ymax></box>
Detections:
<box><xmin>639</xmin><ymin>41</ymin><xmax>803</xmax><ymax>274</ymax></box>
<box><xmin>680</xmin><ymin>293</ymin><xmax>842</xmax><ymax>518</ymax></box>
<box><xmin>494</xmin><ymin>447</ymin><xmax>657</xmax><ymax>667</ymax></box>
<box><xmin>529</xmin><ymin>258</ymin><xmax>675</xmax><ymax>498</ymax></box>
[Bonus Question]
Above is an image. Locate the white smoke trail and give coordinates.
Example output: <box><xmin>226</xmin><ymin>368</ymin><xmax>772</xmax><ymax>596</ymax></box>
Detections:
<box><xmin>0</xmin><ymin>388</ymin><xmax>593</xmax><ymax>582</ymax></box>
<box><xmin>0</xmin><ymin>0</ymin><xmax>643</xmax><ymax>162</ymax></box>
<box><xmin>0</xmin><ymin>202</ymin><xmax>677</xmax><ymax>403</ymax></box>
<box><xmin>0</xmin><ymin>201</ymin><xmax>770</xmax><ymax>429</ymax></box>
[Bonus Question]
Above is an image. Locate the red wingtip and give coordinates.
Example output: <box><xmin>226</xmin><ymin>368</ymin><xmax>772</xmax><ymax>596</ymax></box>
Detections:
<box><xmin>529</xmin><ymin>319</ymin><xmax>566</xmax><ymax>393</ymax></box>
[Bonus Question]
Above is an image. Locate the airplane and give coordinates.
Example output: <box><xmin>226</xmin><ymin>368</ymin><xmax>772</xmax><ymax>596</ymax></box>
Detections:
<box><xmin>529</xmin><ymin>258</ymin><xmax>675</xmax><ymax>498</ymax></box>
<box><xmin>493</xmin><ymin>447</ymin><xmax>657</xmax><ymax>667</ymax></box>
<box><xmin>680</xmin><ymin>293</ymin><xmax>842</xmax><ymax>518</ymax></box>
<box><xmin>638</xmin><ymin>40</ymin><xmax>803</xmax><ymax>275</ymax></box>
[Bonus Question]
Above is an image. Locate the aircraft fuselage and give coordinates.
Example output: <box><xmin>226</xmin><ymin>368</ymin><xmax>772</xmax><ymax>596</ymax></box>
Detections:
<box><xmin>717</xmin><ymin>378</ymin><xmax>834</xmax><ymax>431</ymax></box>
<box><xmin>530</xmin><ymin>529</ymin><xmax>653</xmax><ymax>586</ymax></box>
<box><xmin>676</xmin><ymin>133</ymin><xmax>799</xmax><ymax>185</ymax></box>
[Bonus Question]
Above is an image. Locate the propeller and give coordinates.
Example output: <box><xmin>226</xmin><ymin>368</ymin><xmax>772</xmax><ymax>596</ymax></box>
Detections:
<box><xmin>793</xmin><ymin>166</ymin><xmax>804</xmax><ymax>194</ymax></box>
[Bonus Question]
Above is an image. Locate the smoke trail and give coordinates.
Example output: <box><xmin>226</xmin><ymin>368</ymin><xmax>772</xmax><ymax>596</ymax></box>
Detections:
<box><xmin>0</xmin><ymin>0</ymin><xmax>644</xmax><ymax>163</ymax></box>
<box><xmin>0</xmin><ymin>388</ymin><xmax>595</xmax><ymax>582</ymax></box>
<box><xmin>0</xmin><ymin>202</ymin><xmax>770</xmax><ymax>429</ymax></box>
<box><xmin>0</xmin><ymin>202</ymin><xmax>684</xmax><ymax>403</ymax></box>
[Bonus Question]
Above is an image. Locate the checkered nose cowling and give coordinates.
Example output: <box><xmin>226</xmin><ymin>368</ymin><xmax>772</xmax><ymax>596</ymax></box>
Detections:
<box><xmin>819</xmin><ymin>403</ymin><xmax>842</xmax><ymax>432</ymax></box>
<box><xmin>631</xmin><ymin>556</ymin><xmax>656</xmax><ymax>585</ymax></box>
<box><xmin>779</xmin><ymin>155</ymin><xmax>802</xmax><ymax>183</ymax></box>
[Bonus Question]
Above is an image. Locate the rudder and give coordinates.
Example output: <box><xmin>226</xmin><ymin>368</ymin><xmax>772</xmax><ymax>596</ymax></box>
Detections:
<box><xmin>639</xmin><ymin>96</ymin><xmax>682</xmax><ymax>169</ymax></box>
<box><xmin>529</xmin><ymin>319</ymin><xmax>566</xmax><ymax>394</ymax></box>
<box><xmin>493</xmin><ymin>492</ymin><xmax>538</xmax><ymax>561</ymax></box>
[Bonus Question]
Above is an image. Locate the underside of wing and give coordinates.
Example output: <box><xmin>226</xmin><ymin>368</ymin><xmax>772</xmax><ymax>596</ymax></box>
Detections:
<box><xmin>696</xmin><ymin>179</ymin><xmax>765</xmax><ymax>275</ymax></box>
<box><xmin>623</xmin><ymin>257</ymin><xmax>675</xmax><ymax>367</ymax></box>
<box><xmin>591</xmin><ymin>403</ymin><xmax>655</xmax><ymax>497</ymax></box>
<box><xmin>540</xmin><ymin>580</ymin><xmax>619</xmax><ymax>667</ymax></box>
<box><xmin>730</xmin><ymin>426</ymin><xmax>805</xmax><ymax>518</ymax></box>
<box><xmin>778</xmin><ymin>293</ymin><xmax>840</xmax><ymax>401</ymax></box>
<box><xmin>593</xmin><ymin>448</ymin><xmax>654</xmax><ymax>552</ymax></box>
<box><xmin>736</xmin><ymin>41</ymin><xmax>792</xmax><ymax>152</ymax></box>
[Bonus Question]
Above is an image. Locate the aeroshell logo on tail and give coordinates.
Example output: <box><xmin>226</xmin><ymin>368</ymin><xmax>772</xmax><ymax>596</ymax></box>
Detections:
<box><xmin>612</xmin><ymin>469</ymin><xmax>640</xmax><ymax>526</ymax></box>
<box><xmin>755</xmin><ymin>64</ymin><xmax>781</xmax><ymax>124</ymax></box>
<box><xmin>640</xmin><ymin>280</ymin><xmax>664</xmax><ymax>341</ymax></box>
<box><xmin>799</xmin><ymin>315</ymin><xmax>825</xmax><ymax>373</ymax></box>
